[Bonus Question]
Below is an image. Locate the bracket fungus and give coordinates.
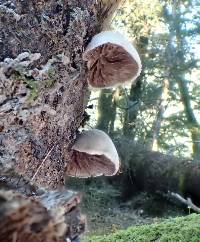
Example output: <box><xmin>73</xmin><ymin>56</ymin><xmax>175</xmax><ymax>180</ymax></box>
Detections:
<box><xmin>83</xmin><ymin>31</ymin><xmax>142</xmax><ymax>88</ymax></box>
<box><xmin>66</xmin><ymin>129</ymin><xmax>120</xmax><ymax>178</ymax></box>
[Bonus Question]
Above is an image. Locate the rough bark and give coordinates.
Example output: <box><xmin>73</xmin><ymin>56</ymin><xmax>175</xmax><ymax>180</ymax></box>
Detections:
<box><xmin>0</xmin><ymin>0</ymin><xmax>123</xmax><ymax>187</ymax></box>
<box><xmin>0</xmin><ymin>0</ymin><xmax>99</xmax><ymax>188</ymax></box>
<box><xmin>0</xmin><ymin>0</ymin><xmax>122</xmax><ymax>239</ymax></box>
<box><xmin>111</xmin><ymin>138</ymin><xmax>200</xmax><ymax>204</ymax></box>
<box><xmin>0</xmin><ymin>189</ymin><xmax>85</xmax><ymax>242</ymax></box>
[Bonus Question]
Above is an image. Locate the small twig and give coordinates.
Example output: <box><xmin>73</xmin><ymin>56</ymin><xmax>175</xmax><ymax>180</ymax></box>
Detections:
<box><xmin>170</xmin><ymin>192</ymin><xmax>200</xmax><ymax>213</ymax></box>
<box><xmin>31</xmin><ymin>144</ymin><xmax>57</xmax><ymax>181</ymax></box>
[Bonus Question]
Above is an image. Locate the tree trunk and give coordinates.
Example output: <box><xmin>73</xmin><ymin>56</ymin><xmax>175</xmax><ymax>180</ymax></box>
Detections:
<box><xmin>0</xmin><ymin>0</ymin><xmax>122</xmax><ymax>186</ymax></box>
<box><xmin>122</xmin><ymin>37</ymin><xmax>147</xmax><ymax>138</ymax></box>
<box><xmin>166</xmin><ymin>1</ymin><xmax>200</xmax><ymax>159</ymax></box>
<box><xmin>0</xmin><ymin>0</ymin><xmax>100</xmax><ymax>188</ymax></box>
<box><xmin>96</xmin><ymin>89</ymin><xmax>116</xmax><ymax>134</ymax></box>
<box><xmin>177</xmin><ymin>75</ymin><xmax>200</xmax><ymax>159</ymax></box>
<box><xmin>151</xmin><ymin>78</ymin><xmax>169</xmax><ymax>151</ymax></box>
<box><xmin>112</xmin><ymin>138</ymin><xmax>200</xmax><ymax>204</ymax></box>
<box><xmin>122</xmin><ymin>77</ymin><xmax>142</xmax><ymax>137</ymax></box>
<box><xmin>0</xmin><ymin>0</ymin><xmax>122</xmax><ymax>240</ymax></box>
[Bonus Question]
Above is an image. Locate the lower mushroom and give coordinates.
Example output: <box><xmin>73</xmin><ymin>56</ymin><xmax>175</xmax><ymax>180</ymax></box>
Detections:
<box><xmin>65</xmin><ymin>129</ymin><xmax>120</xmax><ymax>178</ymax></box>
<box><xmin>66</xmin><ymin>152</ymin><xmax>116</xmax><ymax>178</ymax></box>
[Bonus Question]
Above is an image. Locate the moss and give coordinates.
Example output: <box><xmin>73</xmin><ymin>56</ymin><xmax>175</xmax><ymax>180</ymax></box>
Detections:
<box><xmin>43</xmin><ymin>79</ymin><xmax>56</xmax><ymax>88</ymax></box>
<box><xmin>13</xmin><ymin>70</ymin><xmax>56</xmax><ymax>104</ymax></box>
<box><xmin>84</xmin><ymin>214</ymin><xmax>200</xmax><ymax>242</ymax></box>
<box><xmin>23</xmin><ymin>78</ymin><xmax>39</xmax><ymax>103</ymax></box>
<box><xmin>12</xmin><ymin>72</ymin><xmax>39</xmax><ymax>104</ymax></box>
<box><xmin>43</xmin><ymin>68</ymin><xmax>56</xmax><ymax>88</ymax></box>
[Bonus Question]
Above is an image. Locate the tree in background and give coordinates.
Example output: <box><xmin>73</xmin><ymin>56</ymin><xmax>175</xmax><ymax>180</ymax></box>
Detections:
<box><xmin>162</xmin><ymin>0</ymin><xmax>200</xmax><ymax>159</ymax></box>
<box><xmin>91</xmin><ymin>0</ymin><xmax>200</xmax><ymax>159</ymax></box>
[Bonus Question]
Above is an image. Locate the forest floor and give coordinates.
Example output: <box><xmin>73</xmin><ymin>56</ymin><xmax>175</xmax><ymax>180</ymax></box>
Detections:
<box><xmin>66</xmin><ymin>179</ymin><xmax>187</xmax><ymax>237</ymax></box>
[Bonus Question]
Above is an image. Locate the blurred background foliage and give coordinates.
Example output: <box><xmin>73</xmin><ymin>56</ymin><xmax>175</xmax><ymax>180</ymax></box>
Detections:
<box><xmin>86</xmin><ymin>0</ymin><xmax>200</xmax><ymax>159</ymax></box>
<box><xmin>69</xmin><ymin>0</ymin><xmax>200</xmax><ymax>236</ymax></box>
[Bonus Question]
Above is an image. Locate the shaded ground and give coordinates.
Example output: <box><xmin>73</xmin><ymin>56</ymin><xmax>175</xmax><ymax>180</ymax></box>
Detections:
<box><xmin>66</xmin><ymin>179</ymin><xmax>186</xmax><ymax>237</ymax></box>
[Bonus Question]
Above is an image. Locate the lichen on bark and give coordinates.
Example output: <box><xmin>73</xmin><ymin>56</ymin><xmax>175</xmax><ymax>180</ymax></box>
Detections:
<box><xmin>0</xmin><ymin>0</ymin><xmax>99</xmax><ymax>188</ymax></box>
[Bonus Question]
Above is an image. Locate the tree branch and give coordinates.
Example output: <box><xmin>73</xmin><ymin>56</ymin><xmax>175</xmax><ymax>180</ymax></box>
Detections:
<box><xmin>170</xmin><ymin>192</ymin><xmax>200</xmax><ymax>213</ymax></box>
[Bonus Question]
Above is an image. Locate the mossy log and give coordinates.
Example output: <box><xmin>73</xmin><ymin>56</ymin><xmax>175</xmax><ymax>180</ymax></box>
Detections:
<box><xmin>111</xmin><ymin>138</ymin><xmax>200</xmax><ymax>204</ymax></box>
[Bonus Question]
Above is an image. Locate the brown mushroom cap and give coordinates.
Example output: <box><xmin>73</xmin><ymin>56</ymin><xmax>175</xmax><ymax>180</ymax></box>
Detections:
<box><xmin>66</xmin><ymin>129</ymin><xmax>120</xmax><ymax>178</ymax></box>
<box><xmin>83</xmin><ymin>31</ymin><xmax>142</xmax><ymax>88</ymax></box>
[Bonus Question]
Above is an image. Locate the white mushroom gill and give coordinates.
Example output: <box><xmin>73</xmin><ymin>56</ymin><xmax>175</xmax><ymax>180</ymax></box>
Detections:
<box><xmin>83</xmin><ymin>31</ymin><xmax>142</xmax><ymax>88</ymax></box>
<box><xmin>66</xmin><ymin>129</ymin><xmax>120</xmax><ymax>178</ymax></box>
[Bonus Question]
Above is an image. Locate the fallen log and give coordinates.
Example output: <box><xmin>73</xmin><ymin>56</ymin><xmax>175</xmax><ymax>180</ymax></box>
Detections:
<box><xmin>111</xmin><ymin>138</ymin><xmax>200</xmax><ymax>204</ymax></box>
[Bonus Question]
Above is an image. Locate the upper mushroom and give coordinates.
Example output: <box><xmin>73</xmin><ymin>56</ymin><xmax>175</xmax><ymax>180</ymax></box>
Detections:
<box><xmin>66</xmin><ymin>129</ymin><xmax>120</xmax><ymax>178</ymax></box>
<box><xmin>83</xmin><ymin>31</ymin><xmax>142</xmax><ymax>88</ymax></box>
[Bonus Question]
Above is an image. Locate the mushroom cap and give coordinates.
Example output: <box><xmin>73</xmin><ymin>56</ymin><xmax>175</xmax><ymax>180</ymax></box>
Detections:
<box><xmin>83</xmin><ymin>31</ymin><xmax>142</xmax><ymax>88</ymax></box>
<box><xmin>66</xmin><ymin>129</ymin><xmax>120</xmax><ymax>178</ymax></box>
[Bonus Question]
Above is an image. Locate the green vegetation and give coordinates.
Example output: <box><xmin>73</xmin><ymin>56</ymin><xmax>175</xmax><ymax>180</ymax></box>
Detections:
<box><xmin>88</xmin><ymin>0</ymin><xmax>200</xmax><ymax>159</ymax></box>
<box><xmin>74</xmin><ymin>0</ymin><xmax>200</xmax><ymax>239</ymax></box>
<box><xmin>23</xmin><ymin>77</ymin><xmax>39</xmax><ymax>103</ymax></box>
<box><xmin>84</xmin><ymin>214</ymin><xmax>200</xmax><ymax>242</ymax></box>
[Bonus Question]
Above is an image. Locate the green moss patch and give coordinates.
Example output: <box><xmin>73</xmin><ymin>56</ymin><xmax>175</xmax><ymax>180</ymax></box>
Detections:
<box><xmin>84</xmin><ymin>214</ymin><xmax>200</xmax><ymax>242</ymax></box>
